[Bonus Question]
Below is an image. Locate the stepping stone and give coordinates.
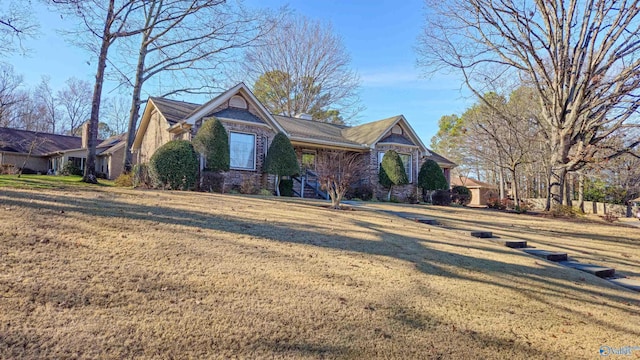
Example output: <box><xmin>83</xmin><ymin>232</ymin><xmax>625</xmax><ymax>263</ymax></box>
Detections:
<box><xmin>470</xmin><ymin>231</ymin><xmax>493</xmax><ymax>238</ymax></box>
<box><xmin>522</xmin><ymin>248</ymin><xmax>568</xmax><ymax>262</ymax></box>
<box><xmin>490</xmin><ymin>239</ymin><xmax>528</xmax><ymax>248</ymax></box>
<box><xmin>413</xmin><ymin>217</ymin><xmax>439</xmax><ymax>225</ymax></box>
<box><xmin>609</xmin><ymin>278</ymin><xmax>640</xmax><ymax>292</ymax></box>
<box><xmin>559</xmin><ymin>261</ymin><xmax>615</xmax><ymax>278</ymax></box>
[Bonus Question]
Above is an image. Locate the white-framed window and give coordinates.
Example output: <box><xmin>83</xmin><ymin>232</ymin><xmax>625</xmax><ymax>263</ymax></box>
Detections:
<box><xmin>378</xmin><ymin>151</ymin><xmax>412</xmax><ymax>183</ymax></box>
<box><xmin>230</xmin><ymin>132</ymin><xmax>256</xmax><ymax>170</ymax></box>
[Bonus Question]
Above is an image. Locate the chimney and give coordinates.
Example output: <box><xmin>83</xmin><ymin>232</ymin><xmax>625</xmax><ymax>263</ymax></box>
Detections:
<box><xmin>295</xmin><ymin>113</ymin><xmax>313</xmax><ymax>120</ymax></box>
<box><xmin>81</xmin><ymin>122</ymin><xmax>89</xmax><ymax>149</ymax></box>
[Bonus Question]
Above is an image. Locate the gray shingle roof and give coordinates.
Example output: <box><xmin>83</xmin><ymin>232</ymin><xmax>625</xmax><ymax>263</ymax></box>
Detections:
<box><xmin>424</xmin><ymin>150</ymin><xmax>456</xmax><ymax>168</ymax></box>
<box><xmin>340</xmin><ymin>116</ymin><xmax>401</xmax><ymax>146</ymax></box>
<box><xmin>150</xmin><ymin>97</ymin><xmax>201</xmax><ymax>124</ymax></box>
<box><xmin>378</xmin><ymin>133</ymin><xmax>416</xmax><ymax>146</ymax></box>
<box><xmin>272</xmin><ymin>115</ymin><xmax>362</xmax><ymax>146</ymax></box>
<box><xmin>209</xmin><ymin>108</ymin><xmax>265</xmax><ymax>124</ymax></box>
<box><xmin>0</xmin><ymin>127</ymin><xmax>82</xmax><ymax>155</ymax></box>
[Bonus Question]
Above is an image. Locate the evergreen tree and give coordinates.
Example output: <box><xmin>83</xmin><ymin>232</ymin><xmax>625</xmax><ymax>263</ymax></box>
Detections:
<box><xmin>379</xmin><ymin>150</ymin><xmax>408</xmax><ymax>201</ymax></box>
<box><xmin>193</xmin><ymin>117</ymin><xmax>229</xmax><ymax>172</ymax></box>
<box><xmin>418</xmin><ymin>159</ymin><xmax>448</xmax><ymax>203</ymax></box>
<box><xmin>264</xmin><ymin>132</ymin><xmax>300</xmax><ymax>196</ymax></box>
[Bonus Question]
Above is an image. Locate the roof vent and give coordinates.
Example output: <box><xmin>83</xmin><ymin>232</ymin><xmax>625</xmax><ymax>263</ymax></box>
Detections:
<box><xmin>295</xmin><ymin>113</ymin><xmax>313</xmax><ymax>120</ymax></box>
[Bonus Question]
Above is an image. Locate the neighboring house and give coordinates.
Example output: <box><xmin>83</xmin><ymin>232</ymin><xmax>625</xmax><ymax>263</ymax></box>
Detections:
<box><xmin>451</xmin><ymin>177</ymin><xmax>498</xmax><ymax>207</ymax></box>
<box><xmin>132</xmin><ymin>83</ymin><xmax>456</xmax><ymax>200</ymax></box>
<box><xmin>0</xmin><ymin>124</ymin><xmax>126</xmax><ymax>180</ymax></box>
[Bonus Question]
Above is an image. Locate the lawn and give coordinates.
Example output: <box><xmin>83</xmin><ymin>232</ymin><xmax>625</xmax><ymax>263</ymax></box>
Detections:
<box><xmin>0</xmin><ymin>184</ymin><xmax>638</xmax><ymax>359</ymax></box>
<box><xmin>0</xmin><ymin>174</ymin><xmax>114</xmax><ymax>189</ymax></box>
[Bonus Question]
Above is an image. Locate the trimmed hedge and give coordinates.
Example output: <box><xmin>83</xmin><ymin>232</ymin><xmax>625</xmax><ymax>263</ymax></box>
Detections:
<box><xmin>418</xmin><ymin>159</ymin><xmax>448</xmax><ymax>191</ymax></box>
<box><xmin>451</xmin><ymin>185</ymin><xmax>472</xmax><ymax>206</ymax></box>
<box><xmin>431</xmin><ymin>189</ymin><xmax>451</xmax><ymax>206</ymax></box>
<box><xmin>193</xmin><ymin>117</ymin><xmax>229</xmax><ymax>172</ymax></box>
<box><xmin>149</xmin><ymin>140</ymin><xmax>198</xmax><ymax>190</ymax></box>
<box><xmin>279</xmin><ymin>178</ymin><xmax>294</xmax><ymax>197</ymax></box>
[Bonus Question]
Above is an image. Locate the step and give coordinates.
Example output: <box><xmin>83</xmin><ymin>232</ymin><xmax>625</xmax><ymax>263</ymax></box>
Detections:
<box><xmin>522</xmin><ymin>248</ymin><xmax>568</xmax><ymax>262</ymax></box>
<box><xmin>558</xmin><ymin>261</ymin><xmax>615</xmax><ymax>278</ymax></box>
<box><xmin>413</xmin><ymin>217</ymin><xmax>439</xmax><ymax>225</ymax></box>
<box><xmin>470</xmin><ymin>231</ymin><xmax>493</xmax><ymax>238</ymax></box>
<box><xmin>608</xmin><ymin>278</ymin><xmax>640</xmax><ymax>292</ymax></box>
<box><xmin>490</xmin><ymin>239</ymin><xmax>528</xmax><ymax>248</ymax></box>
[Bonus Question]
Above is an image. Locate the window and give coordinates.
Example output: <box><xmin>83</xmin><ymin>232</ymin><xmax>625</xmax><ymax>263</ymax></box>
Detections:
<box><xmin>378</xmin><ymin>151</ymin><xmax>412</xmax><ymax>183</ymax></box>
<box><xmin>301</xmin><ymin>152</ymin><xmax>316</xmax><ymax>172</ymax></box>
<box><xmin>230</xmin><ymin>132</ymin><xmax>256</xmax><ymax>170</ymax></box>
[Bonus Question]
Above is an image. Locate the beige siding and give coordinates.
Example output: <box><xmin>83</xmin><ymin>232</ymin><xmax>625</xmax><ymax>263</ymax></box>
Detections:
<box><xmin>0</xmin><ymin>152</ymin><xmax>49</xmax><ymax>173</ymax></box>
<box><xmin>106</xmin><ymin>146</ymin><xmax>125</xmax><ymax>180</ymax></box>
<box><xmin>139</xmin><ymin>110</ymin><xmax>174</xmax><ymax>163</ymax></box>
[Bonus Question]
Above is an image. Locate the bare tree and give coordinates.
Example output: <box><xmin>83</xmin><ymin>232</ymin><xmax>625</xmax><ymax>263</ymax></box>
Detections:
<box><xmin>33</xmin><ymin>76</ymin><xmax>60</xmax><ymax>133</ymax></box>
<box><xmin>0</xmin><ymin>0</ymin><xmax>38</xmax><ymax>55</ymax></box>
<box><xmin>315</xmin><ymin>151</ymin><xmax>364</xmax><ymax>209</ymax></box>
<box><xmin>244</xmin><ymin>16</ymin><xmax>362</xmax><ymax>124</ymax></box>
<box><xmin>101</xmin><ymin>96</ymin><xmax>129</xmax><ymax>135</ymax></box>
<box><xmin>114</xmin><ymin>0</ymin><xmax>280</xmax><ymax>173</ymax></box>
<box><xmin>0</xmin><ymin>64</ymin><xmax>24</xmax><ymax>128</ymax></box>
<box><xmin>418</xmin><ymin>0</ymin><xmax>640</xmax><ymax>209</ymax></box>
<box><xmin>56</xmin><ymin>77</ymin><xmax>92</xmax><ymax>135</ymax></box>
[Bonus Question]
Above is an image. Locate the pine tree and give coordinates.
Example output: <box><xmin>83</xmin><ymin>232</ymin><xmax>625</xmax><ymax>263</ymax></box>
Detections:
<box><xmin>264</xmin><ymin>132</ymin><xmax>300</xmax><ymax>196</ymax></box>
<box><xmin>193</xmin><ymin>117</ymin><xmax>229</xmax><ymax>172</ymax></box>
<box><xmin>379</xmin><ymin>150</ymin><xmax>408</xmax><ymax>201</ymax></box>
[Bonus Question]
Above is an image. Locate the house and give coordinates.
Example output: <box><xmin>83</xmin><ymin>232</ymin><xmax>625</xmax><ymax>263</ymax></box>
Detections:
<box><xmin>132</xmin><ymin>83</ymin><xmax>455</xmax><ymax>200</ymax></box>
<box><xmin>0</xmin><ymin>124</ymin><xmax>126</xmax><ymax>180</ymax></box>
<box><xmin>451</xmin><ymin>177</ymin><xmax>498</xmax><ymax>207</ymax></box>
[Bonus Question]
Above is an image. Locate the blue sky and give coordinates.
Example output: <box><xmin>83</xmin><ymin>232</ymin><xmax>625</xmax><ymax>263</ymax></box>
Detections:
<box><xmin>6</xmin><ymin>0</ymin><xmax>473</xmax><ymax>144</ymax></box>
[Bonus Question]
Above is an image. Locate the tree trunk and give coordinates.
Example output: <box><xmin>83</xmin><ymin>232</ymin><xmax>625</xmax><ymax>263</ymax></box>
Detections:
<box><xmin>548</xmin><ymin>164</ymin><xmax>567</xmax><ymax>209</ymax></box>
<box><xmin>83</xmin><ymin>0</ymin><xmax>115</xmax><ymax>184</ymax></box>
<box><xmin>387</xmin><ymin>187</ymin><xmax>392</xmax><ymax>202</ymax></box>
<box><xmin>510</xmin><ymin>168</ymin><xmax>519</xmax><ymax>208</ymax></box>
<box><xmin>577</xmin><ymin>172</ymin><xmax>584</xmax><ymax>212</ymax></box>
<box><xmin>123</xmin><ymin>43</ymin><xmax>148</xmax><ymax>173</ymax></box>
<box><xmin>498</xmin><ymin>167</ymin><xmax>505</xmax><ymax>199</ymax></box>
<box><xmin>563</xmin><ymin>172</ymin><xmax>572</xmax><ymax>206</ymax></box>
<box><xmin>275</xmin><ymin>174</ymin><xmax>280</xmax><ymax>196</ymax></box>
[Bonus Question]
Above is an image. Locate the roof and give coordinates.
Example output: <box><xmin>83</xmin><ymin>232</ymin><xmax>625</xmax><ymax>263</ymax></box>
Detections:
<box><xmin>423</xmin><ymin>150</ymin><xmax>457</xmax><ymax>168</ymax></box>
<box><xmin>378</xmin><ymin>133</ymin><xmax>416</xmax><ymax>146</ymax></box>
<box><xmin>341</xmin><ymin>116</ymin><xmax>400</xmax><ymax>146</ymax></box>
<box><xmin>272</xmin><ymin>115</ymin><xmax>362</xmax><ymax>147</ymax></box>
<box><xmin>209</xmin><ymin>108</ymin><xmax>265</xmax><ymax>124</ymax></box>
<box><xmin>451</xmin><ymin>177</ymin><xmax>497</xmax><ymax>189</ymax></box>
<box><xmin>0</xmin><ymin>127</ymin><xmax>82</xmax><ymax>155</ymax></box>
<box><xmin>97</xmin><ymin>133</ymin><xmax>127</xmax><ymax>156</ymax></box>
<box><xmin>149</xmin><ymin>97</ymin><xmax>200</xmax><ymax>124</ymax></box>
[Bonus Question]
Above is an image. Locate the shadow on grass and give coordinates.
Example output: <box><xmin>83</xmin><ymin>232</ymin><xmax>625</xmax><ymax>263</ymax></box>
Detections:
<box><xmin>1</xmin><ymin>188</ymin><xmax>639</xmax><ymax>357</ymax></box>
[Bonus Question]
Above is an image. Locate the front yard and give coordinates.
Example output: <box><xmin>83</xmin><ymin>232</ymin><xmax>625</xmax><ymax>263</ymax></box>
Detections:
<box><xmin>0</xmin><ymin>183</ymin><xmax>638</xmax><ymax>359</ymax></box>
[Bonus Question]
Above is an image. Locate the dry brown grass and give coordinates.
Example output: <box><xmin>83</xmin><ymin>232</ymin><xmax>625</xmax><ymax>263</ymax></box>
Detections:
<box><xmin>0</xmin><ymin>187</ymin><xmax>638</xmax><ymax>359</ymax></box>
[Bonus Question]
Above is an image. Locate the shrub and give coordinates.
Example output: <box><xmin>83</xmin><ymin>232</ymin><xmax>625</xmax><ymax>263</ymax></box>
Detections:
<box><xmin>406</xmin><ymin>193</ymin><xmax>419</xmax><ymax>204</ymax></box>
<box><xmin>62</xmin><ymin>161</ymin><xmax>82</xmax><ymax>176</ymax></box>
<box><xmin>149</xmin><ymin>140</ymin><xmax>198</xmax><ymax>190</ymax></box>
<box><xmin>345</xmin><ymin>183</ymin><xmax>373</xmax><ymax>201</ymax></box>
<box><xmin>379</xmin><ymin>150</ymin><xmax>408</xmax><ymax>201</ymax></box>
<box><xmin>418</xmin><ymin>159</ymin><xmax>448</xmax><ymax>190</ymax></box>
<box><xmin>431</xmin><ymin>189</ymin><xmax>451</xmax><ymax>206</ymax></box>
<box><xmin>114</xmin><ymin>173</ymin><xmax>133</xmax><ymax>187</ymax></box>
<box><xmin>200</xmin><ymin>171</ymin><xmax>225</xmax><ymax>193</ymax></box>
<box><xmin>240</xmin><ymin>175</ymin><xmax>259</xmax><ymax>195</ymax></box>
<box><xmin>549</xmin><ymin>204</ymin><xmax>582</xmax><ymax>218</ymax></box>
<box><xmin>132</xmin><ymin>164</ymin><xmax>153</xmax><ymax>188</ymax></box>
<box><xmin>259</xmin><ymin>189</ymin><xmax>272</xmax><ymax>196</ymax></box>
<box><xmin>192</xmin><ymin>117</ymin><xmax>229</xmax><ymax>172</ymax></box>
<box><xmin>451</xmin><ymin>185</ymin><xmax>471</xmax><ymax>206</ymax></box>
<box><xmin>487</xmin><ymin>197</ymin><xmax>512</xmax><ymax>210</ymax></box>
<box><xmin>264</xmin><ymin>132</ymin><xmax>299</xmax><ymax>196</ymax></box>
<box><xmin>279</xmin><ymin>178</ymin><xmax>294</xmax><ymax>197</ymax></box>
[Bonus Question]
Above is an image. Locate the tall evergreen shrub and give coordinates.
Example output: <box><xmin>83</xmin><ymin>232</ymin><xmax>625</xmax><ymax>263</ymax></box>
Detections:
<box><xmin>193</xmin><ymin>117</ymin><xmax>229</xmax><ymax>172</ymax></box>
<box><xmin>379</xmin><ymin>150</ymin><xmax>408</xmax><ymax>201</ymax></box>
<box><xmin>264</xmin><ymin>132</ymin><xmax>299</xmax><ymax>196</ymax></box>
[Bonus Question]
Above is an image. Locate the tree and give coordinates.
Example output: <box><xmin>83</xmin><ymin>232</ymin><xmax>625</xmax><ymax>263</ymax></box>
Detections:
<box><xmin>117</xmin><ymin>0</ymin><xmax>280</xmax><ymax>173</ymax></box>
<box><xmin>418</xmin><ymin>0</ymin><xmax>640</xmax><ymax>209</ymax></box>
<box><xmin>264</xmin><ymin>132</ymin><xmax>299</xmax><ymax>196</ymax></box>
<box><xmin>57</xmin><ymin>77</ymin><xmax>92</xmax><ymax>136</ymax></box>
<box><xmin>33</xmin><ymin>76</ymin><xmax>60</xmax><ymax>133</ymax></box>
<box><xmin>245</xmin><ymin>16</ymin><xmax>362</xmax><ymax>124</ymax></box>
<box><xmin>0</xmin><ymin>0</ymin><xmax>38</xmax><ymax>56</ymax></box>
<box><xmin>49</xmin><ymin>0</ymin><xmax>159</xmax><ymax>183</ymax></box>
<box><xmin>0</xmin><ymin>64</ymin><xmax>24</xmax><ymax>128</ymax></box>
<box><xmin>192</xmin><ymin>118</ymin><xmax>229</xmax><ymax>172</ymax></box>
<box><xmin>316</xmin><ymin>151</ymin><xmax>363</xmax><ymax>209</ymax></box>
<box><xmin>418</xmin><ymin>159</ymin><xmax>448</xmax><ymax>203</ymax></box>
<box><xmin>379</xmin><ymin>150</ymin><xmax>408</xmax><ymax>201</ymax></box>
